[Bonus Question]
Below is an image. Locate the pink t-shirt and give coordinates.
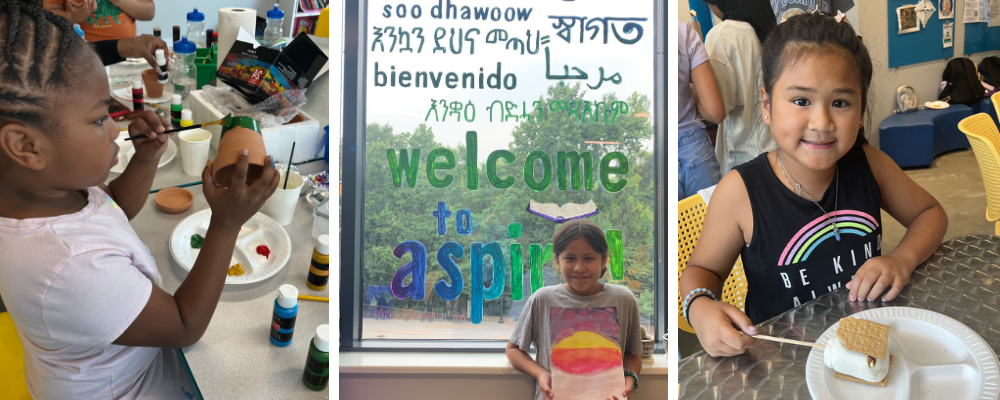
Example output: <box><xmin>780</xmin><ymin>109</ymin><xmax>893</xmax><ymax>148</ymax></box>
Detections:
<box><xmin>0</xmin><ymin>187</ymin><xmax>191</xmax><ymax>399</ymax></box>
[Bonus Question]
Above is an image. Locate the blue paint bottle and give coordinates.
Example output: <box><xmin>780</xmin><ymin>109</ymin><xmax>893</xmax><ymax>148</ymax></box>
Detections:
<box><xmin>270</xmin><ymin>284</ymin><xmax>298</xmax><ymax>347</ymax></box>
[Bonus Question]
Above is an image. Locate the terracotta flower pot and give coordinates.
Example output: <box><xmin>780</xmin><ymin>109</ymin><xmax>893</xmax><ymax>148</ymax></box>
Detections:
<box><xmin>140</xmin><ymin>69</ymin><xmax>164</xmax><ymax>98</ymax></box>
<box><xmin>212</xmin><ymin>118</ymin><xmax>266</xmax><ymax>188</ymax></box>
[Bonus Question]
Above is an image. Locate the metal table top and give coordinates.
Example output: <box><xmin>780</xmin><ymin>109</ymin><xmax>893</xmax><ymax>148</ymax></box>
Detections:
<box><xmin>678</xmin><ymin>234</ymin><xmax>1000</xmax><ymax>400</ymax></box>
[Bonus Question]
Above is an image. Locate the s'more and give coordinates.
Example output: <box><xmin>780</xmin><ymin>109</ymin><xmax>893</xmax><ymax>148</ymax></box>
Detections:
<box><xmin>823</xmin><ymin>317</ymin><xmax>892</xmax><ymax>386</ymax></box>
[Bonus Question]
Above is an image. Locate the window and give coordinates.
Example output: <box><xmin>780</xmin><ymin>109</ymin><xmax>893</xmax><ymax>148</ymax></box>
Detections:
<box><xmin>342</xmin><ymin>0</ymin><xmax>663</xmax><ymax>348</ymax></box>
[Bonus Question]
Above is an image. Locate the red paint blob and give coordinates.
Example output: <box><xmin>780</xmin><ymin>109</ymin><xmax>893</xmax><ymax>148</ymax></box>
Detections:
<box><xmin>256</xmin><ymin>245</ymin><xmax>270</xmax><ymax>259</ymax></box>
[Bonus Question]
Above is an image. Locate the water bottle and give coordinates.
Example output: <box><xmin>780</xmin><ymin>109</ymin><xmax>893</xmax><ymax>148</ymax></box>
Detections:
<box><xmin>186</xmin><ymin>8</ymin><xmax>206</xmax><ymax>48</ymax></box>
<box><xmin>264</xmin><ymin>4</ymin><xmax>284</xmax><ymax>48</ymax></box>
<box><xmin>172</xmin><ymin>37</ymin><xmax>197</xmax><ymax>99</ymax></box>
<box><xmin>312</xmin><ymin>198</ymin><xmax>329</xmax><ymax>240</ymax></box>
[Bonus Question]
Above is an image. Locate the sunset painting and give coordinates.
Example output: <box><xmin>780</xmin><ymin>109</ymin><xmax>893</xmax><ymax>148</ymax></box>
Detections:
<box><xmin>550</xmin><ymin>307</ymin><xmax>624</xmax><ymax>399</ymax></box>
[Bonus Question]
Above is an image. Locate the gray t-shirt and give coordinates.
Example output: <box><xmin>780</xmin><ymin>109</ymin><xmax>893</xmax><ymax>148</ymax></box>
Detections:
<box><xmin>509</xmin><ymin>284</ymin><xmax>642</xmax><ymax>400</ymax></box>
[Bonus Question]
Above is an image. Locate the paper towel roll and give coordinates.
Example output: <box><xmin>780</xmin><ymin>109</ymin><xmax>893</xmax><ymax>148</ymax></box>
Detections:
<box><xmin>217</xmin><ymin>7</ymin><xmax>257</xmax><ymax>87</ymax></box>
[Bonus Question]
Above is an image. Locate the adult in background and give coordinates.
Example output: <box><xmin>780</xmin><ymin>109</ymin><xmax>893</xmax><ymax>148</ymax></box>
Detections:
<box><xmin>43</xmin><ymin>0</ymin><xmax>154</xmax><ymax>42</ymax></box>
<box><xmin>703</xmin><ymin>0</ymin><xmax>776</xmax><ymax>174</ymax></box>
<box><xmin>679</xmin><ymin>21</ymin><xmax>725</xmax><ymax>200</ymax></box>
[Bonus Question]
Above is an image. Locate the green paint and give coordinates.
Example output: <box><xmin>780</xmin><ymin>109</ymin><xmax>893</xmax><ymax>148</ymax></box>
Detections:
<box><xmin>523</xmin><ymin>151</ymin><xmax>552</xmax><ymax>191</ymax></box>
<box><xmin>426</xmin><ymin>148</ymin><xmax>456</xmax><ymax>188</ymax></box>
<box><xmin>606</xmin><ymin>229</ymin><xmax>624</xmax><ymax>280</ymax></box>
<box><xmin>190</xmin><ymin>234</ymin><xmax>204</xmax><ymax>249</ymax></box>
<box><xmin>486</xmin><ymin>150</ymin><xmax>515</xmax><ymax>188</ymax></box>
<box><xmin>529</xmin><ymin>243</ymin><xmax>553</xmax><ymax>293</ymax></box>
<box><xmin>507</xmin><ymin>222</ymin><xmax>522</xmax><ymax>238</ymax></box>
<box><xmin>221</xmin><ymin>115</ymin><xmax>259</xmax><ymax>135</ymax></box>
<box><xmin>386</xmin><ymin>149</ymin><xmax>421</xmax><ymax>188</ymax></box>
<box><xmin>556</xmin><ymin>151</ymin><xmax>593</xmax><ymax>191</ymax></box>
<box><xmin>466</xmin><ymin>131</ymin><xmax>478</xmax><ymax>190</ymax></box>
<box><xmin>510</xmin><ymin>244</ymin><xmax>523</xmax><ymax>300</ymax></box>
<box><xmin>599</xmin><ymin>152</ymin><xmax>629</xmax><ymax>193</ymax></box>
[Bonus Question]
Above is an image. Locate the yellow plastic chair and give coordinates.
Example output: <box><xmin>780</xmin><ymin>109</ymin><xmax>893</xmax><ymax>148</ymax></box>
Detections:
<box><xmin>959</xmin><ymin>113</ymin><xmax>1000</xmax><ymax>235</ymax></box>
<box><xmin>678</xmin><ymin>192</ymin><xmax>748</xmax><ymax>334</ymax></box>
<box><xmin>0</xmin><ymin>312</ymin><xmax>31</xmax><ymax>399</ymax></box>
<box><xmin>993</xmin><ymin>92</ymin><xmax>1000</xmax><ymax>119</ymax></box>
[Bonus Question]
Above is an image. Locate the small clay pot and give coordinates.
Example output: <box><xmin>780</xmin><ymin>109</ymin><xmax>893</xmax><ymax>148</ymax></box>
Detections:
<box><xmin>140</xmin><ymin>69</ymin><xmax>164</xmax><ymax>98</ymax></box>
<box><xmin>155</xmin><ymin>188</ymin><xmax>194</xmax><ymax>214</ymax></box>
<box><xmin>213</xmin><ymin>124</ymin><xmax>267</xmax><ymax>188</ymax></box>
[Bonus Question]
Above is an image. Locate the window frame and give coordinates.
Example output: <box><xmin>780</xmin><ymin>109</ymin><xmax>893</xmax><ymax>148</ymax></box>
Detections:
<box><xmin>340</xmin><ymin>0</ymin><xmax>666</xmax><ymax>352</ymax></box>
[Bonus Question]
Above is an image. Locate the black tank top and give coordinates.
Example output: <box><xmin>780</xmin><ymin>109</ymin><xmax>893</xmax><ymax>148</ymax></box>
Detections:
<box><xmin>735</xmin><ymin>147</ymin><xmax>882</xmax><ymax>324</ymax></box>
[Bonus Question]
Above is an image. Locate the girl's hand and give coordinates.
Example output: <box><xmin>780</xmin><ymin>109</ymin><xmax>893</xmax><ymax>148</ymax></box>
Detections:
<box><xmin>688</xmin><ymin>298</ymin><xmax>757</xmax><ymax>357</ymax></box>
<box><xmin>607</xmin><ymin>376</ymin><xmax>635</xmax><ymax>399</ymax></box>
<box><xmin>202</xmin><ymin>153</ymin><xmax>279</xmax><ymax>230</ymax></box>
<box><xmin>67</xmin><ymin>0</ymin><xmax>97</xmax><ymax>23</ymax></box>
<box><xmin>536</xmin><ymin>371</ymin><xmax>555</xmax><ymax>400</ymax></box>
<box><xmin>127</xmin><ymin>110</ymin><xmax>171</xmax><ymax>162</ymax></box>
<box><xmin>846</xmin><ymin>254</ymin><xmax>912</xmax><ymax>302</ymax></box>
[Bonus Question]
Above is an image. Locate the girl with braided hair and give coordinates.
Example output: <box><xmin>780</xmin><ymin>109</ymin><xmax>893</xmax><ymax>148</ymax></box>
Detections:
<box><xmin>0</xmin><ymin>1</ymin><xmax>279</xmax><ymax>398</ymax></box>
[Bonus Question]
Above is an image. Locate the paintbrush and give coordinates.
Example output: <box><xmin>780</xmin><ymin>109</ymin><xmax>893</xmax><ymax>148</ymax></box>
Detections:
<box><xmin>283</xmin><ymin>142</ymin><xmax>296</xmax><ymax>189</ymax></box>
<box><xmin>125</xmin><ymin>113</ymin><xmax>232</xmax><ymax>141</ymax></box>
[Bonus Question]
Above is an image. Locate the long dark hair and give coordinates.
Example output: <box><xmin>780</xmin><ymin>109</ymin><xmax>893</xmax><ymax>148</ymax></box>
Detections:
<box><xmin>761</xmin><ymin>12</ymin><xmax>874</xmax><ymax>149</ymax></box>
<box><xmin>552</xmin><ymin>220</ymin><xmax>609</xmax><ymax>277</ymax></box>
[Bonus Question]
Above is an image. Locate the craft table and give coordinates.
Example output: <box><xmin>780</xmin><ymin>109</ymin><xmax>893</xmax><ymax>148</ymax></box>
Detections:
<box><xmin>106</xmin><ymin>62</ymin><xmax>330</xmax><ymax>399</ymax></box>
<box><xmin>678</xmin><ymin>234</ymin><xmax>1000</xmax><ymax>399</ymax></box>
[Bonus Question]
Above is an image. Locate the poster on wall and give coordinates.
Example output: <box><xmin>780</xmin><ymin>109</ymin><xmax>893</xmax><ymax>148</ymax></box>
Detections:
<box><xmin>943</xmin><ymin>21</ymin><xmax>954</xmax><ymax>46</ymax></box>
<box><xmin>965</xmin><ymin>0</ymin><xmax>990</xmax><ymax>23</ymax></box>
<box><xmin>898</xmin><ymin>4</ymin><xmax>921</xmax><ymax>33</ymax></box>
<box><xmin>916</xmin><ymin>0</ymin><xmax>937</xmax><ymax>27</ymax></box>
<box><xmin>940</xmin><ymin>0</ymin><xmax>955</xmax><ymax>18</ymax></box>
<box><xmin>361</xmin><ymin>0</ymin><xmax>657</xmax><ymax>341</ymax></box>
<box><xmin>990</xmin><ymin>0</ymin><xmax>1000</xmax><ymax>26</ymax></box>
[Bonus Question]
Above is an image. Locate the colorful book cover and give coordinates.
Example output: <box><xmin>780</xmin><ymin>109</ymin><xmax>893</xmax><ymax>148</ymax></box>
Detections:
<box><xmin>550</xmin><ymin>307</ymin><xmax>624</xmax><ymax>400</ymax></box>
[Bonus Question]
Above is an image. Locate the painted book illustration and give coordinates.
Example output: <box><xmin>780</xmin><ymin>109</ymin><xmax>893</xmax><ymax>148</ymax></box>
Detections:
<box><xmin>527</xmin><ymin>200</ymin><xmax>599</xmax><ymax>223</ymax></box>
<box><xmin>550</xmin><ymin>307</ymin><xmax>624</xmax><ymax>400</ymax></box>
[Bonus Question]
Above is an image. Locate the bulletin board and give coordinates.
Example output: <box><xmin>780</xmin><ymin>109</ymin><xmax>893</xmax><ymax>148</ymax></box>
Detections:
<box><xmin>888</xmin><ymin>0</ymin><xmax>954</xmax><ymax>68</ymax></box>
<box><xmin>963</xmin><ymin>22</ymin><xmax>1000</xmax><ymax>55</ymax></box>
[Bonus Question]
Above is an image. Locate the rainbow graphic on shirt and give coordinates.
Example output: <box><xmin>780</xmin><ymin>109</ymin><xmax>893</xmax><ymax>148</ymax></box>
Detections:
<box><xmin>778</xmin><ymin>210</ymin><xmax>879</xmax><ymax>266</ymax></box>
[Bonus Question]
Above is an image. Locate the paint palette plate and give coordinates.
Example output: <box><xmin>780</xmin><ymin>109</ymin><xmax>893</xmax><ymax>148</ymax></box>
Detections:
<box><xmin>110</xmin><ymin>136</ymin><xmax>176</xmax><ymax>174</ymax></box>
<box><xmin>112</xmin><ymin>84</ymin><xmax>175</xmax><ymax>104</ymax></box>
<box><xmin>169</xmin><ymin>209</ymin><xmax>292</xmax><ymax>285</ymax></box>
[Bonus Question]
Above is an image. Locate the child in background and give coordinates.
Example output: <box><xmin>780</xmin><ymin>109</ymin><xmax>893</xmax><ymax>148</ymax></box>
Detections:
<box><xmin>42</xmin><ymin>0</ymin><xmax>155</xmax><ymax>42</ymax></box>
<box><xmin>506</xmin><ymin>220</ymin><xmax>643</xmax><ymax>400</ymax></box>
<box><xmin>0</xmin><ymin>2</ymin><xmax>278</xmax><ymax>398</ymax></box>
<box><xmin>679</xmin><ymin>12</ymin><xmax>948</xmax><ymax>357</ymax></box>
<box><xmin>678</xmin><ymin>21</ymin><xmax>725</xmax><ymax>200</ymax></box>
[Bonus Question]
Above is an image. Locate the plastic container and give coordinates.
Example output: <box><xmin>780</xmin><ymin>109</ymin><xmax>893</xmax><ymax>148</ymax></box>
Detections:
<box><xmin>180</xmin><ymin>109</ymin><xmax>193</xmax><ymax>127</ymax></box>
<box><xmin>186</xmin><ymin>8</ymin><xmax>206</xmax><ymax>48</ymax></box>
<box><xmin>312</xmin><ymin>198</ymin><xmax>329</xmax><ymax>240</ymax></box>
<box><xmin>155</xmin><ymin>49</ymin><xmax>168</xmax><ymax>83</ymax></box>
<box><xmin>270</xmin><ymin>284</ymin><xmax>298</xmax><ymax>347</ymax></box>
<box><xmin>307</xmin><ymin>235</ymin><xmax>330</xmax><ymax>290</ymax></box>
<box><xmin>171</xmin><ymin>94</ymin><xmax>182</xmax><ymax>126</ymax></box>
<box><xmin>194</xmin><ymin>57</ymin><xmax>215</xmax><ymax>89</ymax></box>
<box><xmin>302</xmin><ymin>324</ymin><xmax>330</xmax><ymax>390</ymax></box>
<box><xmin>172</xmin><ymin>38</ymin><xmax>197</xmax><ymax>99</ymax></box>
<box><xmin>264</xmin><ymin>4</ymin><xmax>284</xmax><ymax>48</ymax></box>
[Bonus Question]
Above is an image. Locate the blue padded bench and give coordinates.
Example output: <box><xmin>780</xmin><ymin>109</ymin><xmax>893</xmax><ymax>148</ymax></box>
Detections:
<box><xmin>972</xmin><ymin>96</ymin><xmax>999</xmax><ymax>127</ymax></box>
<box><xmin>878</xmin><ymin>104</ymin><xmax>973</xmax><ymax>168</ymax></box>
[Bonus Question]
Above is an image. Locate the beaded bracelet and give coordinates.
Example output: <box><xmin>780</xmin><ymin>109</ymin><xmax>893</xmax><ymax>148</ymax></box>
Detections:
<box><xmin>682</xmin><ymin>288</ymin><xmax>717</xmax><ymax>327</ymax></box>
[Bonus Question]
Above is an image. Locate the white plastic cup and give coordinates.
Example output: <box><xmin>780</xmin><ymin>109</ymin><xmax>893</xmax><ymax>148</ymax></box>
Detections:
<box><xmin>262</xmin><ymin>170</ymin><xmax>303</xmax><ymax>225</ymax></box>
<box><xmin>178</xmin><ymin>128</ymin><xmax>212</xmax><ymax>176</ymax></box>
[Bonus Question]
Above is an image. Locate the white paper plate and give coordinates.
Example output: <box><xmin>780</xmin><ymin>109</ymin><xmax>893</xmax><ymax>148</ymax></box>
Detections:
<box><xmin>112</xmin><ymin>84</ymin><xmax>174</xmax><ymax>104</ymax></box>
<box><xmin>806</xmin><ymin>307</ymin><xmax>999</xmax><ymax>400</ymax></box>
<box><xmin>110</xmin><ymin>136</ymin><xmax>176</xmax><ymax>174</ymax></box>
<box><xmin>169</xmin><ymin>209</ymin><xmax>292</xmax><ymax>285</ymax></box>
<box><xmin>925</xmin><ymin>101</ymin><xmax>951</xmax><ymax>109</ymax></box>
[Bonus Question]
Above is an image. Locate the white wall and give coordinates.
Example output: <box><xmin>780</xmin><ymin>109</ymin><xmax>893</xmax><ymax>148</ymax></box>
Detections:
<box><xmin>859</xmin><ymin>0</ymin><xmax>1000</xmax><ymax>148</ymax></box>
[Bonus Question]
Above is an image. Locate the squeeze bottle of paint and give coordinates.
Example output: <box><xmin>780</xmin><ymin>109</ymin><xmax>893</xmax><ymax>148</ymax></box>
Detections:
<box><xmin>170</xmin><ymin>94</ymin><xmax>182</xmax><ymax>126</ymax></box>
<box><xmin>302</xmin><ymin>324</ymin><xmax>330</xmax><ymax>391</ymax></box>
<box><xmin>172</xmin><ymin>26</ymin><xmax>180</xmax><ymax>44</ymax></box>
<box><xmin>270</xmin><ymin>284</ymin><xmax>298</xmax><ymax>347</ymax></box>
<box><xmin>180</xmin><ymin>109</ymin><xmax>193</xmax><ymax>128</ymax></box>
<box><xmin>186</xmin><ymin>8</ymin><xmax>206</xmax><ymax>48</ymax></box>
<box><xmin>155</xmin><ymin>49</ymin><xmax>168</xmax><ymax>83</ymax></box>
<box><xmin>132</xmin><ymin>81</ymin><xmax>143</xmax><ymax>111</ymax></box>
<box><xmin>306</xmin><ymin>235</ymin><xmax>330</xmax><ymax>290</ymax></box>
<box><xmin>264</xmin><ymin>4</ymin><xmax>284</xmax><ymax>48</ymax></box>
<box><xmin>206</xmin><ymin>29</ymin><xmax>215</xmax><ymax>47</ymax></box>
<box><xmin>153</xmin><ymin>26</ymin><xmax>160</xmax><ymax>38</ymax></box>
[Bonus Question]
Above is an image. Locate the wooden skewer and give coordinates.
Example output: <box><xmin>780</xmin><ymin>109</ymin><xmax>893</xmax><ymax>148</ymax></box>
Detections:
<box><xmin>752</xmin><ymin>334</ymin><xmax>825</xmax><ymax>349</ymax></box>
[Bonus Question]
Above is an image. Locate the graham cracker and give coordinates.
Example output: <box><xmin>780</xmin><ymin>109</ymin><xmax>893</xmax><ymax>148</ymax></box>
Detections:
<box><xmin>834</xmin><ymin>355</ymin><xmax>893</xmax><ymax>387</ymax></box>
<box><xmin>836</xmin><ymin>317</ymin><xmax>889</xmax><ymax>358</ymax></box>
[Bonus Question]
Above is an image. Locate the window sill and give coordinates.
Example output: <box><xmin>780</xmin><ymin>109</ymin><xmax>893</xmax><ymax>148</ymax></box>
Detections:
<box><xmin>339</xmin><ymin>352</ymin><xmax>670</xmax><ymax>375</ymax></box>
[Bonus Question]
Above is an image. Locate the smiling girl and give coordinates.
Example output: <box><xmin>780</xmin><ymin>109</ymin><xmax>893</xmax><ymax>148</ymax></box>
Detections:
<box><xmin>679</xmin><ymin>12</ymin><xmax>948</xmax><ymax>358</ymax></box>
<box><xmin>507</xmin><ymin>220</ymin><xmax>643</xmax><ymax>400</ymax></box>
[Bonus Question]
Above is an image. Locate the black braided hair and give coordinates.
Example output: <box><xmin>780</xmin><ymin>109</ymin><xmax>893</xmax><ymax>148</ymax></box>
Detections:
<box><xmin>0</xmin><ymin>0</ymin><xmax>90</xmax><ymax>129</ymax></box>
